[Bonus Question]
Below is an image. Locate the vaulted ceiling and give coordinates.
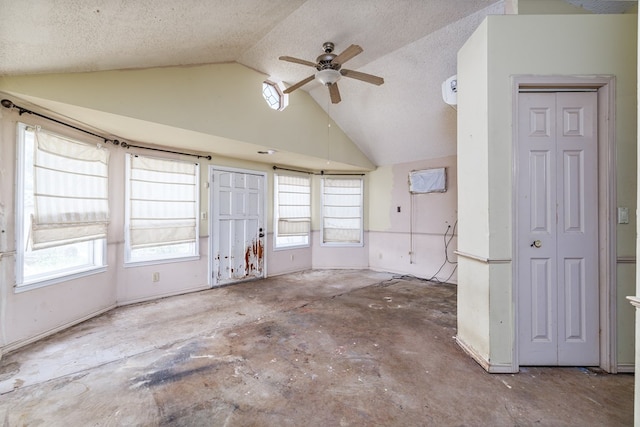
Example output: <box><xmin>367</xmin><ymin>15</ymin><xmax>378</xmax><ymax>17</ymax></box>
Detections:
<box><xmin>0</xmin><ymin>0</ymin><xmax>636</xmax><ymax>167</ymax></box>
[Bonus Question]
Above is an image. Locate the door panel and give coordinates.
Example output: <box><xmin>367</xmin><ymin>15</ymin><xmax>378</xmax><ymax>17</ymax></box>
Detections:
<box><xmin>530</xmin><ymin>258</ymin><xmax>553</xmax><ymax>342</ymax></box>
<box><xmin>212</xmin><ymin>169</ymin><xmax>265</xmax><ymax>286</ymax></box>
<box><xmin>518</xmin><ymin>91</ymin><xmax>598</xmax><ymax>366</ymax></box>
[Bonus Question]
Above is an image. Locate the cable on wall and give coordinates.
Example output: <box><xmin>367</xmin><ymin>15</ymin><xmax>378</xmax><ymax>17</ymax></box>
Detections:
<box><xmin>426</xmin><ymin>220</ymin><xmax>458</xmax><ymax>283</ymax></box>
<box><xmin>1</xmin><ymin>98</ymin><xmax>212</xmax><ymax>160</ymax></box>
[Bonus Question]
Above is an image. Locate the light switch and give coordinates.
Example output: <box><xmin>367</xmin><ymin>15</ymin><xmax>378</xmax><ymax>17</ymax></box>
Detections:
<box><xmin>618</xmin><ymin>207</ymin><xmax>629</xmax><ymax>224</ymax></box>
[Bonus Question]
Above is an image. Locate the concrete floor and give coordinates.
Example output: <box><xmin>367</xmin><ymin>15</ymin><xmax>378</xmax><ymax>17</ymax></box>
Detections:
<box><xmin>0</xmin><ymin>270</ymin><xmax>633</xmax><ymax>426</ymax></box>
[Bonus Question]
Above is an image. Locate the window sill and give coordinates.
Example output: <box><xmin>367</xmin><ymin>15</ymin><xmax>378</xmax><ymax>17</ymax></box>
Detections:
<box><xmin>124</xmin><ymin>255</ymin><xmax>200</xmax><ymax>268</ymax></box>
<box><xmin>15</xmin><ymin>266</ymin><xmax>108</xmax><ymax>293</ymax></box>
<box><xmin>320</xmin><ymin>242</ymin><xmax>364</xmax><ymax>248</ymax></box>
<box><xmin>273</xmin><ymin>244</ymin><xmax>311</xmax><ymax>251</ymax></box>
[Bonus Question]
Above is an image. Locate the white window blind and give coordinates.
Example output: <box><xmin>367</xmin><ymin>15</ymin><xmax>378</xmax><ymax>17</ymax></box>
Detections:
<box><xmin>276</xmin><ymin>174</ymin><xmax>311</xmax><ymax>237</ymax></box>
<box><xmin>128</xmin><ymin>155</ymin><xmax>198</xmax><ymax>249</ymax></box>
<box><xmin>322</xmin><ymin>178</ymin><xmax>363</xmax><ymax>244</ymax></box>
<box><xmin>32</xmin><ymin>129</ymin><xmax>110</xmax><ymax>249</ymax></box>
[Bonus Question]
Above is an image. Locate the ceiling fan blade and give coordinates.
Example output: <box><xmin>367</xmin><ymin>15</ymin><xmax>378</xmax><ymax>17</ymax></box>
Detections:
<box><xmin>283</xmin><ymin>75</ymin><xmax>316</xmax><ymax>94</ymax></box>
<box><xmin>279</xmin><ymin>56</ymin><xmax>317</xmax><ymax>68</ymax></box>
<box><xmin>340</xmin><ymin>69</ymin><xmax>384</xmax><ymax>86</ymax></box>
<box><xmin>329</xmin><ymin>83</ymin><xmax>341</xmax><ymax>104</ymax></box>
<box><xmin>332</xmin><ymin>44</ymin><xmax>363</xmax><ymax>65</ymax></box>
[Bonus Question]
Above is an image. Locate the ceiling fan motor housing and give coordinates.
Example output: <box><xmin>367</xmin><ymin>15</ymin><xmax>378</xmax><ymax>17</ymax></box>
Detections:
<box><xmin>316</xmin><ymin>53</ymin><xmax>338</xmax><ymax>70</ymax></box>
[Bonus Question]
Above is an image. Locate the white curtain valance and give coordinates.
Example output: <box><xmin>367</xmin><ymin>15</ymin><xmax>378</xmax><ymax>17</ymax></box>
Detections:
<box><xmin>129</xmin><ymin>155</ymin><xmax>198</xmax><ymax>249</ymax></box>
<box><xmin>277</xmin><ymin>175</ymin><xmax>311</xmax><ymax>237</ymax></box>
<box><xmin>322</xmin><ymin>178</ymin><xmax>362</xmax><ymax>243</ymax></box>
<box><xmin>32</xmin><ymin>130</ymin><xmax>110</xmax><ymax>249</ymax></box>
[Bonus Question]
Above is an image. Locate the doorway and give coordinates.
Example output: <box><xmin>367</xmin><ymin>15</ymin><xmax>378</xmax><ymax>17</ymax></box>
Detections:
<box><xmin>517</xmin><ymin>90</ymin><xmax>599</xmax><ymax>365</ymax></box>
<box><xmin>210</xmin><ymin>166</ymin><xmax>267</xmax><ymax>287</ymax></box>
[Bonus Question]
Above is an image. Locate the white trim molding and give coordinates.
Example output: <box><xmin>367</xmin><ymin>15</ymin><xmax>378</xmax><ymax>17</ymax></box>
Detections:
<box><xmin>512</xmin><ymin>75</ymin><xmax>617</xmax><ymax>373</ymax></box>
<box><xmin>455</xmin><ymin>336</ymin><xmax>518</xmax><ymax>374</ymax></box>
<box><xmin>454</xmin><ymin>251</ymin><xmax>511</xmax><ymax>264</ymax></box>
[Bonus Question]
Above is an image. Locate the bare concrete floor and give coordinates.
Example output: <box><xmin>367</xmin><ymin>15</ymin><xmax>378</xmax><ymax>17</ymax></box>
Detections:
<box><xmin>0</xmin><ymin>270</ymin><xmax>633</xmax><ymax>426</ymax></box>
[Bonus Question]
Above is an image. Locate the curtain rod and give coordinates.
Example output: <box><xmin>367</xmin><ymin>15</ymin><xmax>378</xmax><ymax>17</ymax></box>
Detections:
<box><xmin>1</xmin><ymin>98</ymin><xmax>212</xmax><ymax>160</ymax></box>
<box><xmin>122</xmin><ymin>141</ymin><xmax>211</xmax><ymax>160</ymax></box>
<box><xmin>273</xmin><ymin>165</ymin><xmax>365</xmax><ymax>176</ymax></box>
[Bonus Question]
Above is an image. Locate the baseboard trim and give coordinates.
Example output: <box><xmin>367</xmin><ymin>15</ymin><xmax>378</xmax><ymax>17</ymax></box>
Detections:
<box><xmin>0</xmin><ymin>304</ymin><xmax>117</xmax><ymax>358</ymax></box>
<box><xmin>455</xmin><ymin>336</ymin><xmax>490</xmax><ymax>371</ymax></box>
<box><xmin>616</xmin><ymin>363</ymin><xmax>635</xmax><ymax>373</ymax></box>
<box><xmin>117</xmin><ymin>285</ymin><xmax>210</xmax><ymax>306</ymax></box>
<box><xmin>455</xmin><ymin>336</ymin><xmax>518</xmax><ymax>373</ymax></box>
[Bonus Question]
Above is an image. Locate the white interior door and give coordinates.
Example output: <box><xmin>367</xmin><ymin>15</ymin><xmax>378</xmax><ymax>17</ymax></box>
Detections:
<box><xmin>517</xmin><ymin>91</ymin><xmax>599</xmax><ymax>366</ymax></box>
<box><xmin>211</xmin><ymin>168</ymin><xmax>266</xmax><ymax>286</ymax></box>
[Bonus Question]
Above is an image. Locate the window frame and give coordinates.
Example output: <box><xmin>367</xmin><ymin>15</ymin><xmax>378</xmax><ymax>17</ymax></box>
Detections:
<box><xmin>14</xmin><ymin>122</ymin><xmax>107</xmax><ymax>292</ymax></box>
<box><xmin>124</xmin><ymin>153</ymin><xmax>200</xmax><ymax>266</ymax></box>
<box><xmin>320</xmin><ymin>177</ymin><xmax>364</xmax><ymax>247</ymax></box>
<box><xmin>273</xmin><ymin>173</ymin><xmax>311</xmax><ymax>250</ymax></box>
<box><xmin>262</xmin><ymin>80</ymin><xmax>289</xmax><ymax>111</ymax></box>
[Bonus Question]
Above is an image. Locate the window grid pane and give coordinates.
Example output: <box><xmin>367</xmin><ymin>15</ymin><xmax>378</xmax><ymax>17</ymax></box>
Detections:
<box><xmin>32</xmin><ymin>129</ymin><xmax>109</xmax><ymax>249</ymax></box>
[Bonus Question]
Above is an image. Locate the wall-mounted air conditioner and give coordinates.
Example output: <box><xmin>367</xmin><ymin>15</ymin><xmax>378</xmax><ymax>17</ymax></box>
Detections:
<box><xmin>441</xmin><ymin>74</ymin><xmax>457</xmax><ymax>108</ymax></box>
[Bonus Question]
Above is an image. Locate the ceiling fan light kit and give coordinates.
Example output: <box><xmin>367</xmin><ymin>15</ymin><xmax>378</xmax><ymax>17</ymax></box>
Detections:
<box><xmin>315</xmin><ymin>69</ymin><xmax>341</xmax><ymax>86</ymax></box>
<box><xmin>279</xmin><ymin>42</ymin><xmax>384</xmax><ymax>104</ymax></box>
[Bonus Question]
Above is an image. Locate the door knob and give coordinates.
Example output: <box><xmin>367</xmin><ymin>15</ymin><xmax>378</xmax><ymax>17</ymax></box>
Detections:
<box><xmin>259</xmin><ymin>233</ymin><xmax>265</xmax><ymax>238</ymax></box>
<box><xmin>531</xmin><ymin>240</ymin><xmax>542</xmax><ymax>248</ymax></box>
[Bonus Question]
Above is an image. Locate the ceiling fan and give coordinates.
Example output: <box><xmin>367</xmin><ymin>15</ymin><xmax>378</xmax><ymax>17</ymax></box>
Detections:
<box><xmin>279</xmin><ymin>42</ymin><xmax>384</xmax><ymax>104</ymax></box>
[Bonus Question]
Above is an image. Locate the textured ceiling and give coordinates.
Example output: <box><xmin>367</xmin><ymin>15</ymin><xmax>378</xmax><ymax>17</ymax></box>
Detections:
<box><xmin>0</xmin><ymin>0</ymin><xmax>634</xmax><ymax>167</ymax></box>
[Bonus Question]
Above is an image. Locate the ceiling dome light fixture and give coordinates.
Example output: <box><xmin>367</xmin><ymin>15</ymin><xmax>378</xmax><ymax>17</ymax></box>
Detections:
<box><xmin>315</xmin><ymin>69</ymin><xmax>341</xmax><ymax>86</ymax></box>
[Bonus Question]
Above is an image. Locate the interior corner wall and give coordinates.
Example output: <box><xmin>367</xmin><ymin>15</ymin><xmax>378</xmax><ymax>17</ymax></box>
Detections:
<box><xmin>368</xmin><ymin>156</ymin><xmax>458</xmax><ymax>282</ymax></box>
<box><xmin>458</xmin><ymin>14</ymin><xmax>638</xmax><ymax>371</ymax></box>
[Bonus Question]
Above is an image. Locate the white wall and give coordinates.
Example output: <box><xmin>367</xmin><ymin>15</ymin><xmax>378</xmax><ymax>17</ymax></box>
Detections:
<box><xmin>457</xmin><ymin>14</ymin><xmax>637</xmax><ymax>372</ymax></box>
<box><xmin>368</xmin><ymin>156</ymin><xmax>458</xmax><ymax>282</ymax></box>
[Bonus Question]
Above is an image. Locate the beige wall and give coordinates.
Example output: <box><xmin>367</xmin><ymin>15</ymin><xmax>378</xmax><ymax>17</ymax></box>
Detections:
<box><xmin>458</xmin><ymin>14</ymin><xmax>637</xmax><ymax>371</ymax></box>
<box><xmin>0</xmin><ymin>63</ymin><xmax>374</xmax><ymax>171</ymax></box>
<box><xmin>456</xmin><ymin>18</ymin><xmax>491</xmax><ymax>363</ymax></box>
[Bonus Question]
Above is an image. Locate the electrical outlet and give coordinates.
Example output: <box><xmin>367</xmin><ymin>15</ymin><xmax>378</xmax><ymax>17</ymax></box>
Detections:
<box><xmin>618</xmin><ymin>207</ymin><xmax>629</xmax><ymax>224</ymax></box>
<box><xmin>152</xmin><ymin>272</ymin><xmax>160</xmax><ymax>282</ymax></box>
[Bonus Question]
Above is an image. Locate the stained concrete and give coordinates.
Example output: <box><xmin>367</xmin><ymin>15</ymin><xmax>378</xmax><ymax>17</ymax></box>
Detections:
<box><xmin>0</xmin><ymin>270</ymin><xmax>633</xmax><ymax>426</ymax></box>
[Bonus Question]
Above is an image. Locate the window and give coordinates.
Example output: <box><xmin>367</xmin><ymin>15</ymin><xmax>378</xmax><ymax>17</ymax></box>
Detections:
<box><xmin>262</xmin><ymin>80</ymin><xmax>288</xmax><ymax>111</ymax></box>
<box><xmin>274</xmin><ymin>174</ymin><xmax>311</xmax><ymax>248</ymax></box>
<box><xmin>125</xmin><ymin>154</ymin><xmax>199</xmax><ymax>264</ymax></box>
<box><xmin>321</xmin><ymin>177</ymin><xmax>363</xmax><ymax>246</ymax></box>
<box><xmin>15</xmin><ymin>123</ymin><xmax>108</xmax><ymax>289</ymax></box>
